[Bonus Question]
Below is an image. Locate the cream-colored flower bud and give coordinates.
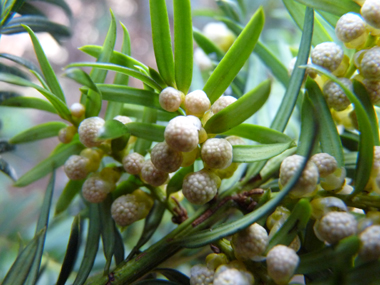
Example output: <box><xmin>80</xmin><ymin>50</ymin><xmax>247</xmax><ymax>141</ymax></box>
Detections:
<box><xmin>279</xmin><ymin>155</ymin><xmax>319</xmax><ymax>198</ymax></box>
<box><xmin>310</xmin><ymin>197</ymin><xmax>348</xmax><ymax>219</ymax></box>
<box><xmin>310</xmin><ymin>153</ymin><xmax>338</xmax><ymax>177</ymax></box>
<box><xmin>64</xmin><ymin>155</ymin><xmax>90</xmax><ymax>180</ymax></box>
<box><xmin>78</xmin><ymin>117</ymin><xmax>105</xmax><ymax>147</ymax></box>
<box><xmin>323</xmin><ymin>78</ymin><xmax>352</xmax><ymax>111</ymax></box>
<box><xmin>159</xmin><ymin>87</ymin><xmax>185</xmax><ymax>112</ymax></box>
<box><xmin>190</xmin><ymin>264</ymin><xmax>214</xmax><ymax>285</ymax></box>
<box><xmin>202</xmin><ymin>22</ymin><xmax>236</xmax><ymax>52</ymax></box>
<box><xmin>164</xmin><ymin>116</ymin><xmax>199</xmax><ymax>152</ymax></box>
<box><xmin>211</xmin><ymin>95</ymin><xmax>237</xmax><ymax>114</ymax></box>
<box><xmin>335</xmin><ymin>13</ymin><xmax>366</xmax><ymax>43</ymax></box>
<box><xmin>213</xmin><ymin>266</ymin><xmax>254</xmax><ymax>285</ymax></box>
<box><xmin>266</xmin><ymin>245</ymin><xmax>299</xmax><ymax>285</ymax></box>
<box><xmin>231</xmin><ymin>223</ymin><xmax>269</xmax><ymax>260</ymax></box>
<box><xmin>140</xmin><ymin>159</ymin><xmax>169</xmax><ymax>187</ymax></box>
<box><xmin>182</xmin><ymin>170</ymin><xmax>220</xmax><ymax>205</ymax></box>
<box><xmin>82</xmin><ymin>173</ymin><xmax>115</xmax><ymax>203</ymax></box>
<box><xmin>201</xmin><ymin>138</ymin><xmax>233</xmax><ymax>169</ymax></box>
<box><xmin>184</xmin><ymin>90</ymin><xmax>211</xmax><ymax>117</ymax></box>
<box><xmin>363</xmin><ymin>79</ymin><xmax>380</xmax><ymax>104</ymax></box>
<box><xmin>70</xmin><ymin>103</ymin><xmax>85</xmax><ymax>118</ymax></box>
<box><xmin>58</xmin><ymin>125</ymin><xmax>77</xmax><ymax>144</ymax></box>
<box><xmin>359</xmin><ymin>47</ymin><xmax>380</xmax><ymax>80</ymax></box>
<box><xmin>361</xmin><ymin>0</ymin><xmax>380</xmax><ymax>29</ymax></box>
<box><xmin>151</xmin><ymin>142</ymin><xmax>183</xmax><ymax>173</ymax></box>
<box><xmin>113</xmin><ymin>115</ymin><xmax>132</xmax><ymax>124</ymax></box>
<box><xmin>314</xmin><ymin>211</ymin><xmax>357</xmax><ymax>244</ymax></box>
<box><xmin>359</xmin><ymin>225</ymin><xmax>380</xmax><ymax>261</ymax></box>
<box><xmin>123</xmin><ymin>152</ymin><xmax>145</xmax><ymax>175</ymax></box>
<box><xmin>311</xmin><ymin>42</ymin><xmax>344</xmax><ymax>72</ymax></box>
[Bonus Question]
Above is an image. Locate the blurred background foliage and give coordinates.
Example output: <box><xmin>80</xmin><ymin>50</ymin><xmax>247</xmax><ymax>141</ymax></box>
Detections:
<box><xmin>0</xmin><ymin>0</ymin><xmax>304</xmax><ymax>283</ymax></box>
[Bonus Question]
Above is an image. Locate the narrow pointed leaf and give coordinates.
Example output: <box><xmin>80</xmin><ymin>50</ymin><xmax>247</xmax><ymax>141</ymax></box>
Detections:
<box><xmin>153</xmin><ymin>268</ymin><xmax>190</xmax><ymax>285</ymax></box>
<box><xmin>306</xmin><ymin>78</ymin><xmax>344</xmax><ymax>166</ymax></box>
<box><xmin>0</xmin><ymin>157</ymin><xmax>18</xmax><ymax>181</ymax></box>
<box><xmin>306</xmin><ymin>65</ymin><xmax>374</xmax><ymax>197</ymax></box>
<box><xmin>0</xmin><ymin>72</ymin><xmax>71</xmax><ymax>121</ymax></box>
<box><xmin>1</xmin><ymin>96</ymin><xmax>57</xmax><ymax>113</ymax></box>
<box><xmin>294</xmin><ymin>0</ymin><xmax>361</xmax><ymax>16</ymax></box>
<box><xmin>73</xmin><ymin>203</ymin><xmax>101</xmax><ymax>285</ymax></box>
<box><xmin>22</xmin><ymin>24</ymin><xmax>66</xmax><ymax>101</ymax></box>
<box><xmin>56</xmin><ymin>216</ymin><xmax>82</xmax><ymax>285</ymax></box>
<box><xmin>25</xmin><ymin>172</ymin><xmax>55</xmax><ymax>285</ymax></box>
<box><xmin>127</xmin><ymin>122</ymin><xmax>164</xmax><ymax>142</ymax></box>
<box><xmin>55</xmin><ymin>180</ymin><xmax>85</xmax><ymax>216</ymax></box>
<box><xmin>35</xmin><ymin>0</ymin><xmax>72</xmax><ymax>18</ymax></box>
<box><xmin>297</xmin><ymin>95</ymin><xmax>318</xmax><ymax>155</ymax></box>
<box><xmin>79</xmin><ymin>45</ymin><xmax>149</xmax><ymax>73</ymax></box>
<box><xmin>173</xmin><ymin>0</ymin><xmax>192</xmax><ymax>93</ymax></box>
<box><xmin>0</xmin><ymin>53</ymin><xmax>41</xmax><ymax>77</ymax></box>
<box><xmin>2</xmin><ymin>229</ymin><xmax>45</xmax><ymax>285</ymax></box>
<box><xmin>149</xmin><ymin>0</ymin><xmax>175</xmax><ymax>86</ymax></box>
<box><xmin>66</xmin><ymin>62</ymin><xmax>162</xmax><ymax>92</ymax></box>
<box><xmin>113</xmin><ymin>224</ymin><xmax>125</xmax><ymax>265</ymax></box>
<box><xmin>232</xmin><ymin>142</ymin><xmax>294</xmax><ymax>163</ymax></box>
<box><xmin>15</xmin><ymin>140</ymin><xmax>84</xmax><ymax>187</ymax></box>
<box><xmin>9</xmin><ymin>121</ymin><xmax>67</xmax><ymax>144</ymax></box>
<box><xmin>98</xmin><ymin>119</ymin><xmax>129</xmax><ymax>140</ymax></box>
<box><xmin>99</xmin><ymin>196</ymin><xmax>116</xmax><ymax>273</ymax></box>
<box><xmin>220</xmin><ymin>124</ymin><xmax>292</xmax><ymax>144</ymax></box>
<box><xmin>0</xmin><ymin>62</ymin><xmax>28</xmax><ymax>78</ymax></box>
<box><xmin>203</xmin><ymin>7</ymin><xmax>264</xmax><ymax>103</ymax></box>
<box><xmin>205</xmin><ymin>80</ymin><xmax>271</xmax><ymax>133</ymax></box>
<box><xmin>193</xmin><ymin>28</ymin><xmax>224</xmax><ymax>59</ymax></box>
<box><xmin>271</xmin><ymin>7</ymin><xmax>313</xmax><ymax>132</ymax></box>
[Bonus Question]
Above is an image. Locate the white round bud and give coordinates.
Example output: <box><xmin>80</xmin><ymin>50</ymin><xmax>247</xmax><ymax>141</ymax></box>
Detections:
<box><xmin>184</xmin><ymin>90</ymin><xmax>211</xmax><ymax>117</ymax></box>
<box><xmin>311</xmin><ymin>42</ymin><xmax>344</xmax><ymax>72</ymax></box>
<box><xmin>64</xmin><ymin>155</ymin><xmax>90</xmax><ymax>180</ymax></box>
<box><xmin>70</xmin><ymin>103</ymin><xmax>85</xmax><ymax>118</ymax></box>
<box><xmin>360</xmin><ymin>47</ymin><xmax>380</xmax><ymax>80</ymax></box>
<box><xmin>140</xmin><ymin>159</ymin><xmax>169</xmax><ymax>187</ymax></box>
<box><xmin>82</xmin><ymin>174</ymin><xmax>114</xmax><ymax>203</ymax></box>
<box><xmin>190</xmin><ymin>264</ymin><xmax>214</xmax><ymax>285</ymax></box>
<box><xmin>111</xmin><ymin>194</ymin><xmax>140</xmax><ymax>227</ymax></box>
<box><xmin>182</xmin><ymin>170</ymin><xmax>219</xmax><ymax>205</ymax></box>
<box><xmin>361</xmin><ymin>0</ymin><xmax>380</xmax><ymax>29</ymax></box>
<box><xmin>323</xmin><ymin>78</ymin><xmax>352</xmax><ymax>111</ymax></box>
<box><xmin>363</xmin><ymin>79</ymin><xmax>380</xmax><ymax>104</ymax></box>
<box><xmin>359</xmin><ymin>225</ymin><xmax>380</xmax><ymax>261</ymax></box>
<box><xmin>122</xmin><ymin>152</ymin><xmax>145</xmax><ymax>175</ymax></box>
<box><xmin>159</xmin><ymin>87</ymin><xmax>184</xmax><ymax>112</ymax></box>
<box><xmin>266</xmin><ymin>245</ymin><xmax>299</xmax><ymax>285</ymax></box>
<box><xmin>113</xmin><ymin>115</ymin><xmax>132</xmax><ymax>124</ymax></box>
<box><xmin>213</xmin><ymin>267</ymin><xmax>254</xmax><ymax>285</ymax></box>
<box><xmin>201</xmin><ymin>138</ymin><xmax>233</xmax><ymax>169</ymax></box>
<box><xmin>164</xmin><ymin>116</ymin><xmax>199</xmax><ymax>152</ymax></box>
<box><xmin>202</xmin><ymin>22</ymin><xmax>236</xmax><ymax>52</ymax></box>
<box><xmin>335</xmin><ymin>13</ymin><xmax>366</xmax><ymax>42</ymax></box>
<box><xmin>151</xmin><ymin>142</ymin><xmax>183</xmax><ymax>173</ymax></box>
<box><xmin>78</xmin><ymin>117</ymin><xmax>105</xmax><ymax>147</ymax></box>
<box><xmin>211</xmin><ymin>95</ymin><xmax>237</xmax><ymax>114</ymax></box>
<box><xmin>311</xmin><ymin>153</ymin><xmax>338</xmax><ymax>177</ymax></box>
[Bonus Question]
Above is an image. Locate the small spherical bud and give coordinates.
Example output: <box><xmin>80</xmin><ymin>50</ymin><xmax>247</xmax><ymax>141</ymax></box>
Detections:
<box><xmin>266</xmin><ymin>245</ymin><xmax>299</xmax><ymax>285</ymax></box>
<box><xmin>64</xmin><ymin>155</ymin><xmax>90</xmax><ymax>180</ymax></box>
<box><xmin>151</xmin><ymin>142</ymin><xmax>183</xmax><ymax>173</ymax></box>
<box><xmin>140</xmin><ymin>159</ymin><xmax>169</xmax><ymax>186</ymax></box>
<box><xmin>335</xmin><ymin>13</ymin><xmax>366</xmax><ymax>43</ymax></box>
<box><xmin>310</xmin><ymin>153</ymin><xmax>338</xmax><ymax>177</ymax></box>
<box><xmin>113</xmin><ymin>115</ymin><xmax>132</xmax><ymax>124</ymax></box>
<box><xmin>159</xmin><ymin>87</ymin><xmax>184</xmax><ymax>112</ymax></box>
<box><xmin>123</xmin><ymin>152</ymin><xmax>145</xmax><ymax>175</ymax></box>
<box><xmin>323</xmin><ymin>78</ymin><xmax>352</xmax><ymax>111</ymax></box>
<box><xmin>231</xmin><ymin>223</ymin><xmax>269</xmax><ymax>260</ymax></box>
<box><xmin>279</xmin><ymin>155</ymin><xmax>319</xmax><ymax>198</ymax></box>
<box><xmin>225</xmin><ymin>135</ymin><xmax>246</xmax><ymax>146</ymax></box>
<box><xmin>213</xmin><ymin>266</ymin><xmax>254</xmax><ymax>285</ymax></box>
<box><xmin>194</xmin><ymin>48</ymin><xmax>213</xmax><ymax>71</ymax></box>
<box><xmin>314</xmin><ymin>211</ymin><xmax>357</xmax><ymax>244</ymax></box>
<box><xmin>186</xmin><ymin>115</ymin><xmax>202</xmax><ymax>130</ymax></box>
<box><xmin>202</xmin><ymin>22</ymin><xmax>236</xmax><ymax>52</ymax></box>
<box><xmin>311</xmin><ymin>42</ymin><xmax>344</xmax><ymax>72</ymax></box>
<box><xmin>363</xmin><ymin>79</ymin><xmax>380</xmax><ymax>104</ymax></box>
<box><xmin>184</xmin><ymin>90</ymin><xmax>211</xmax><ymax>117</ymax></box>
<box><xmin>190</xmin><ymin>264</ymin><xmax>214</xmax><ymax>285</ymax></box>
<box><xmin>182</xmin><ymin>170</ymin><xmax>220</xmax><ymax>205</ymax></box>
<box><xmin>359</xmin><ymin>225</ymin><xmax>380</xmax><ymax>261</ymax></box>
<box><xmin>211</xmin><ymin>95</ymin><xmax>237</xmax><ymax>114</ymax></box>
<box><xmin>361</xmin><ymin>0</ymin><xmax>380</xmax><ymax>29</ymax></box>
<box><xmin>58</xmin><ymin>125</ymin><xmax>77</xmax><ymax>144</ymax></box>
<box><xmin>360</xmin><ymin>47</ymin><xmax>380</xmax><ymax>80</ymax></box>
<box><xmin>82</xmin><ymin>173</ymin><xmax>115</xmax><ymax>203</ymax></box>
<box><xmin>201</xmin><ymin>138</ymin><xmax>233</xmax><ymax>169</ymax></box>
<box><xmin>164</xmin><ymin>116</ymin><xmax>199</xmax><ymax>152</ymax></box>
<box><xmin>70</xmin><ymin>103</ymin><xmax>85</xmax><ymax>118</ymax></box>
<box><xmin>310</xmin><ymin>197</ymin><xmax>348</xmax><ymax>219</ymax></box>
<box><xmin>78</xmin><ymin>117</ymin><xmax>105</xmax><ymax>147</ymax></box>
<box><xmin>111</xmin><ymin>190</ymin><xmax>153</xmax><ymax>227</ymax></box>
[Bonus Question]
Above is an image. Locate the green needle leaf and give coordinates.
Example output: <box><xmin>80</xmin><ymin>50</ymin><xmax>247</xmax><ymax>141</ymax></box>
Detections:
<box><xmin>127</xmin><ymin>122</ymin><xmax>165</xmax><ymax>142</ymax></box>
<box><xmin>55</xmin><ymin>180</ymin><xmax>85</xmax><ymax>216</ymax></box>
<box><xmin>149</xmin><ymin>0</ymin><xmax>175</xmax><ymax>87</ymax></box>
<box><xmin>203</xmin><ymin>7</ymin><xmax>265</xmax><ymax>103</ymax></box>
<box><xmin>0</xmin><ymin>53</ymin><xmax>42</xmax><ymax>77</ymax></box>
<box><xmin>193</xmin><ymin>28</ymin><xmax>224</xmax><ymax>59</ymax></box>
<box><xmin>22</xmin><ymin>24</ymin><xmax>66</xmax><ymax>102</ymax></box>
<box><xmin>306</xmin><ymin>78</ymin><xmax>344</xmax><ymax>166</ymax></box>
<box><xmin>1</xmin><ymin>96</ymin><xmax>57</xmax><ymax>113</ymax></box>
<box><xmin>9</xmin><ymin>121</ymin><xmax>67</xmax><ymax>144</ymax></box>
<box><xmin>204</xmin><ymin>79</ymin><xmax>271</xmax><ymax>133</ymax></box>
<box><xmin>293</xmin><ymin>0</ymin><xmax>361</xmax><ymax>16</ymax></box>
<box><xmin>173</xmin><ymin>0</ymin><xmax>193</xmax><ymax>94</ymax></box>
<box><xmin>232</xmin><ymin>142</ymin><xmax>295</xmax><ymax>163</ymax></box>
